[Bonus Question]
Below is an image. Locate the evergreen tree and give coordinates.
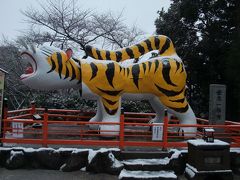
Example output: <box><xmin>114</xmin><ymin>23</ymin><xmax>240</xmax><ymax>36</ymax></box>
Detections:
<box><xmin>155</xmin><ymin>0</ymin><xmax>240</xmax><ymax>120</ymax></box>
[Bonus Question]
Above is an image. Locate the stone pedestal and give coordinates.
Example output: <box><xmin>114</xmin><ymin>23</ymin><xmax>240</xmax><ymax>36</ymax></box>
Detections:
<box><xmin>185</xmin><ymin>139</ymin><xmax>233</xmax><ymax>180</ymax></box>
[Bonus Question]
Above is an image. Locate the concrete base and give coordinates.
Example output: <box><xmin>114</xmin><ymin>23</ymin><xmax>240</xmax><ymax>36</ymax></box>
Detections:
<box><xmin>185</xmin><ymin>164</ymin><xmax>233</xmax><ymax>180</ymax></box>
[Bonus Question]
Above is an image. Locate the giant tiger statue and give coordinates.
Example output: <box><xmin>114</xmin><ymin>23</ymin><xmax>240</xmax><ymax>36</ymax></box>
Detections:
<box><xmin>20</xmin><ymin>35</ymin><xmax>196</xmax><ymax>136</ymax></box>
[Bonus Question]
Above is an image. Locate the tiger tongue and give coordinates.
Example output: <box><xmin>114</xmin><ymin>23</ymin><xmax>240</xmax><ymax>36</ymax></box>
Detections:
<box><xmin>25</xmin><ymin>66</ymin><xmax>33</xmax><ymax>74</ymax></box>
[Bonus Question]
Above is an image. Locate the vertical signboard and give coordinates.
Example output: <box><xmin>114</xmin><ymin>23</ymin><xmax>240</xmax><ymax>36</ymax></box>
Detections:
<box><xmin>0</xmin><ymin>73</ymin><xmax>5</xmax><ymax>137</ymax></box>
<box><xmin>152</xmin><ymin>123</ymin><xmax>163</xmax><ymax>141</ymax></box>
<box><xmin>209</xmin><ymin>84</ymin><xmax>226</xmax><ymax>125</ymax></box>
<box><xmin>12</xmin><ymin>122</ymin><xmax>24</xmax><ymax>138</ymax></box>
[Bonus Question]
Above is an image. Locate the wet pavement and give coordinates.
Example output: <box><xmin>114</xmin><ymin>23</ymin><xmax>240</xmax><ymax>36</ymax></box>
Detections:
<box><xmin>0</xmin><ymin>168</ymin><xmax>239</xmax><ymax>180</ymax></box>
<box><xmin>0</xmin><ymin>169</ymin><xmax>118</xmax><ymax>180</ymax></box>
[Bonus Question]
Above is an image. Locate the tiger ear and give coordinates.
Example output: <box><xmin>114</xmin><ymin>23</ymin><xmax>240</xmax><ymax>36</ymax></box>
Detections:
<box><xmin>66</xmin><ymin>48</ymin><xmax>73</xmax><ymax>59</ymax></box>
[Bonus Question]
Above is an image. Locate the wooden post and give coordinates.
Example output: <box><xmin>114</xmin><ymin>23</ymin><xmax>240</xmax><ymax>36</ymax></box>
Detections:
<box><xmin>42</xmin><ymin>108</ymin><xmax>48</xmax><ymax>147</ymax></box>
<box><xmin>119</xmin><ymin>108</ymin><xmax>124</xmax><ymax>150</ymax></box>
<box><xmin>162</xmin><ymin>110</ymin><xmax>168</xmax><ymax>151</ymax></box>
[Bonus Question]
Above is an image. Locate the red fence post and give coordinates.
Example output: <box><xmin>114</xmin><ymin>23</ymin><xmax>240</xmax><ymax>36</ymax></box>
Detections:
<box><xmin>42</xmin><ymin>108</ymin><xmax>48</xmax><ymax>147</ymax></box>
<box><xmin>162</xmin><ymin>110</ymin><xmax>168</xmax><ymax>151</ymax></box>
<box><xmin>119</xmin><ymin>108</ymin><xmax>125</xmax><ymax>150</ymax></box>
<box><xmin>30</xmin><ymin>101</ymin><xmax>36</xmax><ymax>115</ymax></box>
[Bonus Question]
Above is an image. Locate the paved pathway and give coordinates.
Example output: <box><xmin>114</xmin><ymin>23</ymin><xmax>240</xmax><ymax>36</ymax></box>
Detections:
<box><xmin>0</xmin><ymin>168</ymin><xmax>239</xmax><ymax>180</ymax></box>
<box><xmin>0</xmin><ymin>169</ymin><xmax>118</xmax><ymax>180</ymax></box>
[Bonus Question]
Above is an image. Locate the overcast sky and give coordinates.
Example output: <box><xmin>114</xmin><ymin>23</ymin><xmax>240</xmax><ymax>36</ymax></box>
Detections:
<box><xmin>0</xmin><ymin>0</ymin><xmax>170</xmax><ymax>40</ymax></box>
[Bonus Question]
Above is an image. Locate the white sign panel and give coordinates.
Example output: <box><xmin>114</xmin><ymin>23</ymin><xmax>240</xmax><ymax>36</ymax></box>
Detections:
<box><xmin>152</xmin><ymin>123</ymin><xmax>163</xmax><ymax>141</ymax></box>
<box><xmin>12</xmin><ymin>122</ymin><xmax>24</xmax><ymax>138</ymax></box>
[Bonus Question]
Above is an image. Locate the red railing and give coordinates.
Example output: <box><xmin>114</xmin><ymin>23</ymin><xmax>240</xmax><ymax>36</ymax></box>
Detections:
<box><xmin>1</xmin><ymin>102</ymin><xmax>240</xmax><ymax>149</ymax></box>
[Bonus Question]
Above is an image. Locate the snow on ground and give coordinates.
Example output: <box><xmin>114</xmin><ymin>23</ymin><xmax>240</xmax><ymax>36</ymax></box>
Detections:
<box><xmin>119</xmin><ymin>169</ymin><xmax>177</xmax><ymax>179</ymax></box>
<box><xmin>121</xmin><ymin>158</ymin><xmax>170</xmax><ymax>166</ymax></box>
<box><xmin>186</xmin><ymin>163</ymin><xmax>232</xmax><ymax>173</ymax></box>
<box><xmin>121</xmin><ymin>149</ymin><xmax>182</xmax><ymax>166</ymax></box>
<box><xmin>88</xmin><ymin>148</ymin><xmax>120</xmax><ymax>164</ymax></box>
<box><xmin>9</xmin><ymin>150</ymin><xmax>24</xmax><ymax>161</ymax></box>
<box><xmin>230</xmin><ymin>148</ymin><xmax>240</xmax><ymax>153</ymax></box>
<box><xmin>169</xmin><ymin>149</ymin><xmax>182</xmax><ymax>160</ymax></box>
<box><xmin>185</xmin><ymin>166</ymin><xmax>195</xmax><ymax>178</ymax></box>
<box><xmin>108</xmin><ymin>152</ymin><xmax>123</xmax><ymax>168</ymax></box>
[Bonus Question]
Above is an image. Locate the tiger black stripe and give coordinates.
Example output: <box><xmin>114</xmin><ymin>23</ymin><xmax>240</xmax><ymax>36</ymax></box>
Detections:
<box><xmin>103</xmin><ymin>98</ymin><xmax>118</xmax><ymax>105</ymax></box>
<box><xmin>127</xmin><ymin>68</ymin><xmax>130</xmax><ymax>77</ymax></box>
<box><xmin>145</xmin><ymin>39</ymin><xmax>153</xmax><ymax>51</ymax></box>
<box><xmin>103</xmin><ymin>105</ymin><xmax>118</xmax><ymax>115</ymax></box>
<box><xmin>97</xmin><ymin>88</ymin><xmax>122</xmax><ymax>96</ymax></box>
<box><xmin>119</xmin><ymin>66</ymin><xmax>122</xmax><ymax>73</ymax></box>
<box><xmin>85</xmin><ymin>45</ymin><xmax>93</xmax><ymax>57</ymax></box>
<box><xmin>125</xmin><ymin>48</ymin><xmax>134</xmax><ymax>59</ymax></box>
<box><xmin>90</xmin><ymin>62</ymin><xmax>98</xmax><ymax>80</ymax></box>
<box><xmin>116</xmin><ymin>51</ymin><xmax>122</xmax><ymax>62</ymax></box>
<box><xmin>106</xmin><ymin>51</ymin><xmax>111</xmax><ymax>59</ymax></box>
<box><xmin>175</xmin><ymin>61</ymin><xmax>180</xmax><ymax>73</ymax></box>
<box><xmin>142</xmin><ymin>63</ymin><xmax>147</xmax><ymax>74</ymax></box>
<box><xmin>105</xmin><ymin>63</ymin><xmax>115</xmax><ymax>88</ymax></box>
<box><xmin>96</xmin><ymin>49</ymin><xmax>103</xmax><ymax>60</ymax></box>
<box><xmin>155</xmin><ymin>84</ymin><xmax>184</xmax><ymax>97</ymax></box>
<box><xmin>64</xmin><ymin>65</ymin><xmax>69</xmax><ymax>79</ymax></box>
<box><xmin>132</xmin><ymin>64</ymin><xmax>140</xmax><ymax>89</ymax></box>
<box><xmin>41</xmin><ymin>51</ymin><xmax>50</xmax><ymax>57</ymax></box>
<box><xmin>123</xmin><ymin>68</ymin><xmax>126</xmax><ymax>76</ymax></box>
<box><xmin>136</xmin><ymin>44</ymin><xmax>145</xmax><ymax>55</ymax></box>
<box><xmin>41</xmin><ymin>49</ymin><xmax>52</xmax><ymax>56</ymax></box>
<box><xmin>160</xmin><ymin>38</ymin><xmax>170</xmax><ymax>55</ymax></box>
<box><xmin>170</xmin><ymin>98</ymin><xmax>185</xmax><ymax>103</ymax></box>
<box><xmin>168</xmin><ymin>104</ymin><xmax>189</xmax><ymax>113</ymax></box>
<box><xmin>154</xmin><ymin>60</ymin><xmax>159</xmax><ymax>73</ymax></box>
<box><xmin>162</xmin><ymin>60</ymin><xmax>177</xmax><ymax>86</ymax></box>
<box><xmin>47</xmin><ymin>57</ymin><xmax>56</xmax><ymax>73</ymax></box>
<box><xmin>57</xmin><ymin>53</ymin><xmax>63</xmax><ymax>79</ymax></box>
<box><xmin>180</xmin><ymin>65</ymin><xmax>184</xmax><ymax>73</ymax></box>
<box><xmin>154</xmin><ymin>36</ymin><xmax>160</xmax><ymax>49</ymax></box>
<box><xmin>69</xmin><ymin>61</ymin><xmax>76</xmax><ymax>81</ymax></box>
<box><xmin>148</xmin><ymin>61</ymin><xmax>152</xmax><ymax>72</ymax></box>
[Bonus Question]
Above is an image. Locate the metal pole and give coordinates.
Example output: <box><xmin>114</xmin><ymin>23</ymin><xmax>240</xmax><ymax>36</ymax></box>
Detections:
<box><xmin>119</xmin><ymin>108</ymin><xmax>125</xmax><ymax>150</ymax></box>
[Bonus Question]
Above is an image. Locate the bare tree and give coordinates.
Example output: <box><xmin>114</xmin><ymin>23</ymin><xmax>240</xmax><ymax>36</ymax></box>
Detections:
<box><xmin>4</xmin><ymin>0</ymin><xmax>145</xmax><ymax>110</ymax></box>
<box><xmin>0</xmin><ymin>41</ymin><xmax>33</xmax><ymax>109</ymax></box>
<box><xmin>21</xmin><ymin>0</ymin><xmax>144</xmax><ymax>54</ymax></box>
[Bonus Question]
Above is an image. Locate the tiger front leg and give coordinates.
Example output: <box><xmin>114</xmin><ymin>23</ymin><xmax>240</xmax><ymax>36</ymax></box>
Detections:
<box><xmin>99</xmin><ymin>97</ymin><xmax>121</xmax><ymax>137</ymax></box>
<box><xmin>89</xmin><ymin>98</ymin><xmax>103</xmax><ymax>130</ymax></box>
<box><xmin>148</xmin><ymin>96</ymin><xmax>166</xmax><ymax>124</ymax></box>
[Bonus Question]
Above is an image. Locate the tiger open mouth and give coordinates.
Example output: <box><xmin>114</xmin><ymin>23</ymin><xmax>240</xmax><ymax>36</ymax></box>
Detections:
<box><xmin>20</xmin><ymin>52</ymin><xmax>37</xmax><ymax>80</ymax></box>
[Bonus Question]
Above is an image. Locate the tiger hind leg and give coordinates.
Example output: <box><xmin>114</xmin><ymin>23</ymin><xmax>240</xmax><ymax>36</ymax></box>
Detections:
<box><xmin>158</xmin><ymin>95</ymin><xmax>197</xmax><ymax>137</ymax></box>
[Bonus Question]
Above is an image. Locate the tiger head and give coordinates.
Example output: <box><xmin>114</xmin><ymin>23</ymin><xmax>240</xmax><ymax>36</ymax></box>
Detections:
<box><xmin>20</xmin><ymin>44</ymin><xmax>80</xmax><ymax>90</ymax></box>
